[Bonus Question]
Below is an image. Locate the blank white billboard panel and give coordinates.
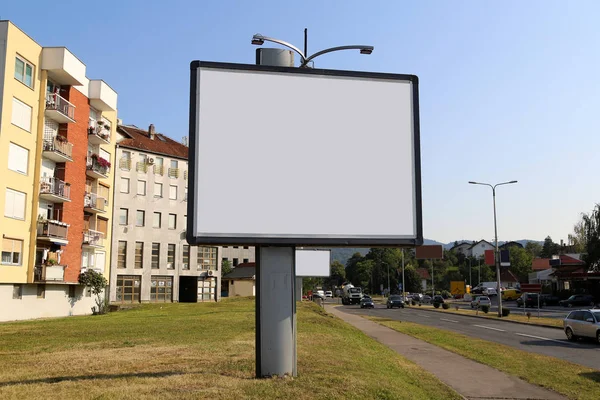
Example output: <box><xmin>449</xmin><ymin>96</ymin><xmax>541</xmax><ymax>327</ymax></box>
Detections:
<box><xmin>295</xmin><ymin>249</ymin><xmax>331</xmax><ymax>277</ymax></box>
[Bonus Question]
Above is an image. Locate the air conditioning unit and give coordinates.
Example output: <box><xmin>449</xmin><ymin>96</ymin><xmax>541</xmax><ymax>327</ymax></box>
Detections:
<box><xmin>147</xmin><ymin>158</ymin><xmax>155</xmax><ymax>165</ymax></box>
<box><xmin>208</xmin><ymin>270</ymin><xmax>214</xmax><ymax>276</ymax></box>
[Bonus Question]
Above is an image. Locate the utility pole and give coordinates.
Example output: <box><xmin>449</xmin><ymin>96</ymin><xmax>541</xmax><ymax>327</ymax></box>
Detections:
<box><xmin>401</xmin><ymin>249</ymin><xmax>405</xmax><ymax>299</ymax></box>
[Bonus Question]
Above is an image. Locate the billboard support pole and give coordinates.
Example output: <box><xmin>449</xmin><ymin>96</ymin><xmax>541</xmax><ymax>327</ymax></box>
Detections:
<box><xmin>255</xmin><ymin>48</ymin><xmax>297</xmax><ymax>378</ymax></box>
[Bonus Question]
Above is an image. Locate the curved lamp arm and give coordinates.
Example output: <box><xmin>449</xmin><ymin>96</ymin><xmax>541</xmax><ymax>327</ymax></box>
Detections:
<box><xmin>252</xmin><ymin>34</ymin><xmax>306</xmax><ymax>63</ymax></box>
<box><xmin>302</xmin><ymin>45</ymin><xmax>374</xmax><ymax>66</ymax></box>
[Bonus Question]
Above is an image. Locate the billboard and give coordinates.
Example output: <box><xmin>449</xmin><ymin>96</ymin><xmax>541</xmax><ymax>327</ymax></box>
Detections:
<box><xmin>188</xmin><ymin>61</ymin><xmax>422</xmax><ymax>246</ymax></box>
<box><xmin>415</xmin><ymin>245</ymin><xmax>443</xmax><ymax>260</ymax></box>
<box><xmin>295</xmin><ymin>249</ymin><xmax>331</xmax><ymax>277</ymax></box>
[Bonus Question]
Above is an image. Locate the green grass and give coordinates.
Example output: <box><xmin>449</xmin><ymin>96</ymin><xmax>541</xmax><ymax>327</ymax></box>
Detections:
<box><xmin>368</xmin><ymin>316</ymin><xmax>600</xmax><ymax>400</ymax></box>
<box><xmin>0</xmin><ymin>298</ymin><xmax>460</xmax><ymax>399</ymax></box>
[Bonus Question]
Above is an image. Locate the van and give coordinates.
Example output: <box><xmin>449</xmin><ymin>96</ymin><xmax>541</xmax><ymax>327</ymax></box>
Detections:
<box><xmin>502</xmin><ymin>288</ymin><xmax>521</xmax><ymax>301</ymax></box>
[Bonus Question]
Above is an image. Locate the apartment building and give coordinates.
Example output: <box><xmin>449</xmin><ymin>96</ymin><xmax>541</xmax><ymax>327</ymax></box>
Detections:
<box><xmin>222</xmin><ymin>246</ymin><xmax>255</xmax><ymax>267</ymax></box>
<box><xmin>0</xmin><ymin>21</ymin><xmax>118</xmax><ymax>321</ymax></box>
<box><xmin>109</xmin><ymin>124</ymin><xmax>221</xmax><ymax>303</ymax></box>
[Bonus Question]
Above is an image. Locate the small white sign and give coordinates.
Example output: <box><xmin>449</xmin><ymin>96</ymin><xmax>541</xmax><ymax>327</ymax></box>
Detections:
<box><xmin>295</xmin><ymin>249</ymin><xmax>331</xmax><ymax>277</ymax></box>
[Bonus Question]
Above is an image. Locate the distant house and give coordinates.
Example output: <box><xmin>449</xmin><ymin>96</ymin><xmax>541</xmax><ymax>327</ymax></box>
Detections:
<box><xmin>499</xmin><ymin>269</ymin><xmax>519</xmax><ymax>288</ymax></box>
<box><xmin>499</xmin><ymin>241</ymin><xmax>524</xmax><ymax>250</ymax></box>
<box><xmin>469</xmin><ymin>240</ymin><xmax>496</xmax><ymax>258</ymax></box>
<box><xmin>450</xmin><ymin>242</ymin><xmax>472</xmax><ymax>256</ymax></box>
<box><xmin>531</xmin><ymin>258</ymin><xmax>551</xmax><ymax>271</ymax></box>
<box><xmin>222</xmin><ymin>263</ymin><xmax>256</xmax><ymax>297</ymax></box>
<box><xmin>416</xmin><ymin>268</ymin><xmax>431</xmax><ymax>292</ymax></box>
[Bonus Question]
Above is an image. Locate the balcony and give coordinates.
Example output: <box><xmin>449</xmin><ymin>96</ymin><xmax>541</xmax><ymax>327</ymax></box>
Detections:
<box><xmin>136</xmin><ymin>162</ymin><xmax>148</xmax><ymax>173</ymax></box>
<box><xmin>37</xmin><ymin>220</ymin><xmax>69</xmax><ymax>245</ymax></box>
<box><xmin>45</xmin><ymin>92</ymin><xmax>76</xmax><ymax>123</ymax></box>
<box><xmin>168</xmin><ymin>168</ymin><xmax>179</xmax><ymax>178</ymax></box>
<box><xmin>153</xmin><ymin>165</ymin><xmax>164</xmax><ymax>175</ymax></box>
<box><xmin>119</xmin><ymin>158</ymin><xmax>131</xmax><ymax>170</ymax></box>
<box><xmin>83</xmin><ymin>229</ymin><xmax>105</xmax><ymax>248</ymax></box>
<box><xmin>84</xmin><ymin>192</ymin><xmax>107</xmax><ymax>213</ymax></box>
<box><xmin>86</xmin><ymin>156</ymin><xmax>110</xmax><ymax>179</ymax></box>
<box><xmin>41</xmin><ymin>47</ymin><xmax>86</xmax><ymax>86</ymax></box>
<box><xmin>34</xmin><ymin>264</ymin><xmax>66</xmax><ymax>282</ymax></box>
<box><xmin>89</xmin><ymin>80</ymin><xmax>117</xmax><ymax>111</ymax></box>
<box><xmin>39</xmin><ymin>177</ymin><xmax>71</xmax><ymax>203</ymax></box>
<box><xmin>88</xmin><ymin>126</ymin><xmax>111</xmax><ymax>145</ymax></box>
<box><xmin>42</xmin><ymin>137</ymin><xmax>73</xmax><ymax>162</ymax></box>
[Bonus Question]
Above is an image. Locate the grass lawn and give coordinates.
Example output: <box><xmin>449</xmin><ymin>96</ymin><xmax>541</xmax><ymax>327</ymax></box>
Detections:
<box><xmin>0</xmin><ymin>298</ymin><xmax>460</xmax><ymax>400</ymax></box>
<box><xmin>408</xmin><ymin>303</ymin><xmax>563</xmax><ymax>328</ymax></box>
<box><xmin>368</xmin><ymin>316</ymin><xmax>600</xmax><ymax>400</ymax></box>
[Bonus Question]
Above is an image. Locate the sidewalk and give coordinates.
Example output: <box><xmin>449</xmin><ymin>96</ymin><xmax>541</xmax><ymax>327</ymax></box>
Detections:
<box><xmin>326</xmin><ymin>305</ymin><xmax>566</xmax><ymax>400</ymax></box>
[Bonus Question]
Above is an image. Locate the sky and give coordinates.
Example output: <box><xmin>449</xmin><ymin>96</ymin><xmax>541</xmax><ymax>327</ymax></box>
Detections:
<box><xmin>4</xmin><ymin>0</ymin><xmax>599</xmax><ymax>243</ymax></box>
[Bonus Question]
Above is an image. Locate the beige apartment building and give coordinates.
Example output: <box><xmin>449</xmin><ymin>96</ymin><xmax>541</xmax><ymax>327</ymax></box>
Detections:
<box><xmin>109</xmin><ymin>124</ymin><xmax>221</xmax><ymax>303</ymax></box>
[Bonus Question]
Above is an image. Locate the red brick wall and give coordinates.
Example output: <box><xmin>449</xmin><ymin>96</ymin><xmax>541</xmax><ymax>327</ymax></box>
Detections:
<box><xmin>61</xmin><ymin>87</ymin><xmax>90</xmax><ymax>283</ymax></box>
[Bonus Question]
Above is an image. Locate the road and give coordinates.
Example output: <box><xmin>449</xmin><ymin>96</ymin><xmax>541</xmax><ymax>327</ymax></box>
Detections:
<box><xmin>451</xmin><ymin>298</ymin><xmax>579</xmax><ymax>320</ymax></box>
<box><xmin>333</xmin><ymin>302</ymin><xmax>600</xmax><ymax>370</ymax></box>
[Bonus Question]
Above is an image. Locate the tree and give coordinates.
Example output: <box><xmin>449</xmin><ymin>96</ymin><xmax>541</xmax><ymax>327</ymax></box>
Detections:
<box><xmin>570</xmin><ymin>219</ymin><xmax>587</xmax><ymax>253</ymax></box>
<box><xmin>582</xmin><ymin>204</ymin><xmax>600</xmax><ymax>271</ymax></box>
<box><xmin>525</xmin><ymin>241</ymin><xmax>542</xmax><ymax>258</ymax></box>
<box><xmin>327</xmin><ymin>261</ymin><xmax>346</xmax><ymax>288</ymax></box>
<box><xmin>403</xmin><ymin>265</ymin><xmax>422</xmax><ymax>293</ymax></box>
<box><xmin>345</xmin><ymin>252</ymin><xmax>365</xmax><ymax>285</ymax></box>
<box><xmin>354</xmin><ymin>260</ymin><xmax>375</xmax><ymax>292</ymax></box>
<box><xmin>540</xmin><ymin>236</ymin><xmax>560</xmax><ymax>258</ymax></box>
<box><xmin>221</xmin><ymin>260</ymin><xmax>232</xmax><ymax>277</ymax></box>
<box><xmin>78</xmin><ymin>270</ymin><xmax>108</xmax><ymax>315</ymax></box>
<box><xmin>508</xmin><ymin>247</ymin><xmax>533</xmax><ymax>281</ymax></box>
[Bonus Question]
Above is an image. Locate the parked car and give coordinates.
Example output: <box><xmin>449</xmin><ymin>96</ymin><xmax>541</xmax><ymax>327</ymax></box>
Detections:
<box><xmin>559</xmin><ymin>294</ymin><xmax>596</xmax><ymax>308</ymax></box>
<box><xmin>540</xmin><ymin>294</ymin><xmax>561</xmax><ymax>306</ymax></box>
<box><xmin>470</xmin><ymin>296</ymin><xmax>491</xmax><ymax>309</ymax></box>
<box><xmin>412</xmin><ymin>293</ymin><xmax>424</xmax><ymax>301</ymax></box>
<box><xmin>470</xmin><ymin>286</ymin><xmax>484</xmax><ymax>295</ymax></box>
<box><xmin>316</xmin><ymin>290</ymin><xmax>325</xmax><ymax>298</ymax></box>
<box><xmin>360</xmin><ymin>297</ymin><xmax>375</xmax><ymax>309</ymax></box>
<box><xmin>501</xmin><ymin>288</ymin><xmax>521</xmax><ymax>301</ymax></box>
<box><xmin>432</xmin><ymin>295</ymin><xmax>445</xmax><ymax>304</ymax></box>
<box><xmin>563</xmin><ymin>309</ymin><xmax>600</xmax><ymax>343</ymax></box>
<box><xmin>386</xmin><ymin>295</ymin><xmax>405</xmax><ymax>309</ymax></box>
<box><xmin>516</xmin><ymin>293</ymin><xmax>540</xmax><ymax>308</ymax></box>
<box><xmin>421</xmin><ymin>295</ymin><xmax>432</xmax><ymax>304</ymax></box>
<box><xmin>325</xmin><ymin>291</ymin><xmax>333</xmax><ymax>298</ymax></box>
<box><xmin>483</xmin><ymin>287</ymin><xmax>497</xmax><ymax>296</ymax></box>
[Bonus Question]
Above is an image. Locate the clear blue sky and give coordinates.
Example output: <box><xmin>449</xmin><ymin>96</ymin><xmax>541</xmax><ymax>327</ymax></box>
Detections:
<box><xmin>5</xmin><ymin>1</ymin><xmax>599</xmax><ymax>244</ymax></box>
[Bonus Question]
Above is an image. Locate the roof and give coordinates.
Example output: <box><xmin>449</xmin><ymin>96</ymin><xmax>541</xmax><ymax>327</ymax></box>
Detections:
<box><xmin>531</xmin><ymin>258</ymin><xmax>551</xmax><ymax>271</ymax></box>
<box><xmin>549</xmin><ymin>254</ymin><xmax>586</xmax><ymax>267</ymax></box>
<box><xmin>499</xmin><ymin>241</ymin><xmax>524</xmax><ymax>249</ymax></box>
<box><xmin>223</xmin><ymin>263</ymin><xmax>256</xmax><ymax>280</ymax></box>
<box><xmin>469</xmin><ymin>240</ymin><xmax>494</xmax><ymax>249</ymax></box>
<box><xmin>450</xmin><ymin>242</ymin><xmax>471</xmax><ymax>250</ymax></box>
<box><xmin>499</xmin><ymin>269</ymin><xmax>519</xmax><ymax>283</ymax></box>
<box><xmin>416</xmin><ymin>268</ymin><xmax>431</xmax><ymax>280</ymax></box>
<box><xmin>117</xmin><ymin>125</ymin><xmax>188</xmax><ymax>160</ymax></box>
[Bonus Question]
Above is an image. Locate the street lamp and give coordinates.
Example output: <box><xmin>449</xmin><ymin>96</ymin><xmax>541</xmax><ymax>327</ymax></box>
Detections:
<box><xmin>251</xmin><ymin>32</ymin><xmax>374</xmax><ymax>67</ymax></box>
<box><xmin>469</xmin><ymin>180</ymin><xmax>517</xmax><ymax>317</ymax></box>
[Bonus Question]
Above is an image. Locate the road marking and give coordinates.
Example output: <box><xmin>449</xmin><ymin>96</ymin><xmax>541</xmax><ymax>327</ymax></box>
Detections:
<box><xmin>416</xmin><ymin>314</ymin><xmax>431</xmax><ymax>318</ymax></box>
<box><xmin>473</xmin><ymin>324</ymin><xmax>506</xmax><ymax>332</ymax></box>
<box><xmin>514</xmin><ymin>333</ymin><xmax>573</xmax><ymax>345</ymax></box>
<box><xmin>440</xmin><ymin>318</ymin><xmax>459</xmax><ymax>323</ymax></box>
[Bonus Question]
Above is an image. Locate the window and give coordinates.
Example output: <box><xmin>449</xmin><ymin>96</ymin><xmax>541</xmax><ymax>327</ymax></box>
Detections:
<box><xmin>13</xmin><ymin>284</ymin><xmax>22</xmax><ymax>299</ymax></box>
<box><xmin>167</xmin><ymin>244</ymin><xmax>175</xmax><ymax>269</ymax></box>
<box><xmin>233</xmin><ymin>246</ymin><xmax>239</xmax><ymax>249</ymax></box>
<box><xmin>11</xmin><ymin>98</ymin><xmax>32</xmax><ymax>132</ymax></box>
<box><xmin>150</xmin><ymin>276</ymin><xmax>173</xmax><ymax>302</ymax></box>
<box><xmin>137</xmin><ymin>180</ymin><xmax>146</xmax><ymax>196</ymax></box>
<box><xmin>154</xmin><ymin>182</ymin><xmax>163</xmax><ymax>197</ymax></box>
<box><xmin>119</xmin><ymin>208</ymin><xmax>128</xmax><ymax>225</ymax></box>
<box><xmin>168</xmin><ymin>214</ymin><xmax>176</xmax><ymax>230</ymax></box>
<box><xmin>117</xmin><ymin>241</ymin><xmax>127</xmax><ymax>268</ymax></box>
<box><xmin>153</xmin><ymin>212</ymin><xmax>161</xmax><ymax>228</ymax></box>
<box><xmin>151</xmin><ymin>243</ymin><xmax>160</xmax><ymax>269</ymax></box>
<box><xmin>243</xmin><ymin>246</ymin><xmax>249</xmax><ymax>249</ymax></box>
<box><xmin>2</xmin><ymin>238</ymin><xmax>23</xmax><ymax>266</ymax></box>
<box><xmin>198</xmin><ymin>247</ymin><xmax>218</xmax><ymax>270</ymax></box>
<box><xmin>243</xmin><ymin>258</ymin><xmax>249</xmax><ymax>264</ymax></box>
<box><xmin>170</xmin><ymin>160</ymin><xmax>178</xmax><ymax>169</ymax></box>
<box><xmin>169</xmin><ymin>185</ymin><xmax>177</xmax><ymax>200</ymax></box>
<box><xmin>136</xmin><ymin>210</ymin><xmax>145</xmax><ymax>227</ymax></box>
<box><xmin>198</xmin><ymin>278</ymin><xmax>215</xmax><ymax>302</ymax></box>
<box><xmin>184</xmin><ymin>187</ymin><xmax>188</xmax><ymax>202</ymax></box>
<box><xmin>182</xmin><ymin>245</ymin><xmax>190</xmax><ymax>270</ymax></box>
<box><xmin>233</xmin><ymin>258</ymin><xmax>239</xmax><ymax>267</ymax></box>
<box><xmin>135</xmin><ymin>242</ymin><xmax>143</xmax><ymax>269</ymax></box>
<box><xmin>97</xmin><ymin>217</ymin><xmax>108</xmax><ymax>236</ymax></box>
<box><xmin>120</xmin><ymin>177</ymin><xmax>130</xmax><ymax>193</ymax></box>
<box><xmin>14</xmin><ymin>56</ymin><xmax>34</xmax><ymax>88</ymax></box>
<box><xmin>8</xmin><ymin>143</ymin><xmax>29</xmax><ymax>175</ymax></box>
<box><xmin>115</xmin><ymin>275</ymin><xmax>141</xmax><ymax>303</ymax></box>
<box><xmin>37</xmin><ymin>284</ymin><xmax>46</xmax><ymax>299</ymax></box>
<box><xmin>4</xmin><ymin>189</ymin><xmax>26</xmax><ymax>220</ymax></box>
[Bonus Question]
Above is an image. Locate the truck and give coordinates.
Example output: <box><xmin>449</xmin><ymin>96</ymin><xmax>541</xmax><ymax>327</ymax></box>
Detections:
<box><xmin>341</xmin><ymin>283</ymin><xmax>363</xmax><ymax>305</ymax></box>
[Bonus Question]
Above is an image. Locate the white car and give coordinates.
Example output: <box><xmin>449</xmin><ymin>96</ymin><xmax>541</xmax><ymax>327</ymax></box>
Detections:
<box><xmin>316</xmin><ymin>290</ymin><xmax>325</xmax><ymax>298</ymax></box>
<box><xmin>471</xmin><ymin>296</ymin><xmax>491</xmax><ymax>309</ymax></box>
<box><xmin>325</xmin><ymin>291</ymin><xmax>333</xmax><ymax>298</ymax></box>
<box><xmin>563</xmin><ymin>309</ymin><xmax>600</xmax><ymax>343</ymax></box>
<box><xmin>483</xmin><ymin>287</ymin><xmax>497</xmax><ymax>296</ymax></box>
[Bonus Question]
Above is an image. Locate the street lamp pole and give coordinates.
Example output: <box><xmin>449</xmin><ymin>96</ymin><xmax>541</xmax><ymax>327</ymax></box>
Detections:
<box><xmin>387</xmin><ymin>262</ymin><xmax>390</xmax><ymax>296</ymax></box>
<box><xmin>401</xmin><ymin>249</ymin><xmax>405</xmax><ymax>299</ymax></box>
<box><xmin>468</xmin><ymin>257</ymin><xmax>472</xmax><ymax>287</ymax></box>
<box><xmin>469</xmin><ymin>180</ymin><xmax>517</xmax><ymax>317</ymax></box>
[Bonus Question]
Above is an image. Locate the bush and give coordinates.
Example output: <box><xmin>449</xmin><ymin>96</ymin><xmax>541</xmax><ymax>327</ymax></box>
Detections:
<box><xmin>481</xmin><ymin>305</ymin><xmax>490</xmax><ymax>314</ymax></box>
<box><xmin>442</xmin><ymin>303</ymin><xmax>450</xmax><ymax>310</ymax></box>
<box><xmin>411</xmin><ymin>300</ymin><xmax>416</xmax><ymax>306</ymax></box>
<box><xmin>433</xmin><ymin>302</ymin><xmax>440</xmax><ymax>308</ymax></box>
<box><xmin>502</xmin><ymin>308</ymin><xmax>511</xmax><ymax>317</ymax></box>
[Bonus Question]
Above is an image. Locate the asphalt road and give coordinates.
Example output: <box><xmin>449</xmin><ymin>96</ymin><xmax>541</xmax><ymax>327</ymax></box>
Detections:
<box><xmin>334</xmin><ymin>303</ymin><xmax>600</xmax><ymax>370</ymax></box>
<box><xmin>452</xmin><ymin>298</ymin><xmax>580</xmax><ymax>319</ymax></box>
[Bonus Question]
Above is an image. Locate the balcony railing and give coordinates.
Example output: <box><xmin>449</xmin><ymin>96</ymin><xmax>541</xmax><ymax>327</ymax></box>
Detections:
<box><xmin>83</xmin><ymin>229</ymin><xmax>105</xmax><ymax>247</ymax></box>
<box><xmin>88</xmin><ymin>125</ymin><xmax>111</xmax><ymax>144</ymax></box>
<box><xmin>43</xmin><ymin>137</ymin><xmax>73</xmax><ymax>160</ymax></box>
<box><xmin>84</xmin><ymin>192</ymin><xmax>107</xmax><ymax>212</ymax></box>
<box><xmin>168</xmin><ymin>168</ymin><xmax>179</xmax><ymax>178</ymax></box>
<box><xmin>46</xmin><ymin>92</ymin><xmax>75</xmax><ymax>121</ymax></box>
<box><xmin>37</xmin><ymin>220</ymin><xmax>69</xmax><ymax>240</ymax></box>
<box><xmin>86</xmin><ymin>156</ymin><xmax>110</xmax><ymax>178</ymax></box>
<box><xmin>154</xmin><ymin>165</ymin><xmax>164</xmax><ymax>175</ymax></box>
<box><xmin>184</xmin><ymin>170</ymin><xmax>188</xmax><ymax>180</ymax></box>
<box><xmin>34</xmin><ymin>264</ymin><xmax>66</xmax><ymax>282</ymax></box>
<box><xmin>40</xmin><ymin>177</ymin><xmax>71</xmax><ymax>200</ymax></box>
<box><xmin>136</xmin><ymin>162</ymin><xmax>148</xmax><ymax>173</ymax></box>
<box><xmin>119</xmin><ymin>158</ymin><xmax>131</xmax><ymax>170</ymax></box>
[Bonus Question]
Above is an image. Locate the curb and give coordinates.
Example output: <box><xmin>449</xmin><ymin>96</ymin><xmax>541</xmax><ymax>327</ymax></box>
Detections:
<box><xmin>404</xmin><ymin>305</ymin><xmax>563</xmax><ymax>330</ymax></box>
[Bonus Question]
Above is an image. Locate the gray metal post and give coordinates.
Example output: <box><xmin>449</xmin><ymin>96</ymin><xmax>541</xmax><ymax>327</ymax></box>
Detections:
<box><xmin>401</xmin><ymin>249</ymin><xmax>405</xmax><ymax>299</ymax></box>
<box><xmin>493</xmin><ymin>187</ymin><xmax>503</xmax><ymax>317</ymax></box>
<box><xmin>255</xmin><ymin>48</ymin><xmax>297</xmax><ymax>378</ymax></box>
<box><xmin>295</xmin><ymin>277</ymin><xmax>303</xmax><ymax>302</ymax></box>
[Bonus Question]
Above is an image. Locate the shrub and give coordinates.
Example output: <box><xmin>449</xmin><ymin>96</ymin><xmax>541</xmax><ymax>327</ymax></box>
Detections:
<box><xmin>433</xmin><ymin>302</ymin><xmax>440</xmax><ymax>309</ymax></box>
<box><xmin>442</xmin><ymin>303</ymin><xmax>450</xmax><ymax>310</ymax></box>
<box><xmin>411</xmin><ymin>300</ymin><xmax>416</xmax><ymax>306</ymax></box>
<box><xmin>502</xmin><ymin>308</ymin><xmax>511</xmax><ymax>317</ymax></box>
<box><xmin>481</xmin><ymin>305</ymin><xmax>490</xmax><ymax>314</ymax></box>
<box><xmin>78</xmin><ymin>270</ymin><xmax>108</xmax><ymax>315</ymax></box>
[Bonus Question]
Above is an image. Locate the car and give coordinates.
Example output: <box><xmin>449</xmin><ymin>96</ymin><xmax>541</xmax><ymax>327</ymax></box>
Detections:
<box><xmin>411</xmin><ymin>293</ymin><xmax>424</xmax><ymax>301</ymax></box>
<box><xmin>325</xmin><ymin>291</ymin><xmax>333</xmax><ymax>298</ymax></box>
<box><xmin>421</xmin><ymin>295</ymin><xmax>432</xmax><ymax>304</ymax></box>
<box><xmin>360</xmin><ymin>297</ymin><xmax>375</xmax><ymax>309</ymax></box>
<box><xmin>470</xmin><ymin>296</ymin><xmax>491</xmax><ymax>309</ymax></box>
<box><xmin>501</xmin><ymin>288</ymin><xmax>521</xmax><ymax>301</ymax></box>
<box><xmin>386</xmin><ymin>295</ymin><xmax>405</xmax><ymax>309</ymax></box>
<box><xmin>563</xmin><ymin>309</ymin><xmax>600</xmax><ymax>343</ymax></box>
<box><xmin>516</xmin><ymin>293</ymin><xmax>541</xmax><ymax>308</ymax></box>
<box><xmin>483</xmin><ymin>287</ymin><xmax>497</xmax><ymax>296</ymax></box>
<box><xmin>432</xmin><ymin>295</ymin><xmax>445</xmax><ymax>304</ymax></box>
<box><xmin>559</xmin><ymin>294</ymin><xmax>596</xmax><ymax>308</ymax></box>
<box><xmin>316</xmin><ymin>290</ymin><xmax>325</xmax><ymax>298</ymax></box>
<box><xmin>540</xmin><ymin>294</ymin><xmax>561</xmax><ymax>306</ymax></box>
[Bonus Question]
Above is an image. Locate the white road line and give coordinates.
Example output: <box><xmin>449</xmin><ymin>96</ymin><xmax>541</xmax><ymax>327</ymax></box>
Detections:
<box><xmin>416</xmin><ymin>314</ymin><xmax>431</xmax><ymax>318</ymax></box>
<box><xmin>440</xmin><ymin>318</ymin><xmax>459</xmax><ymax>323</ymax></box>
<box><xmin>514</xmin><ymin>333</ymin><xmax>573</xmax><ymax>345</ymax></box>
<box><xmin>473</xmin><ymin>324</ymin><xmax>506</xmax><ymax>332</ymax></box>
